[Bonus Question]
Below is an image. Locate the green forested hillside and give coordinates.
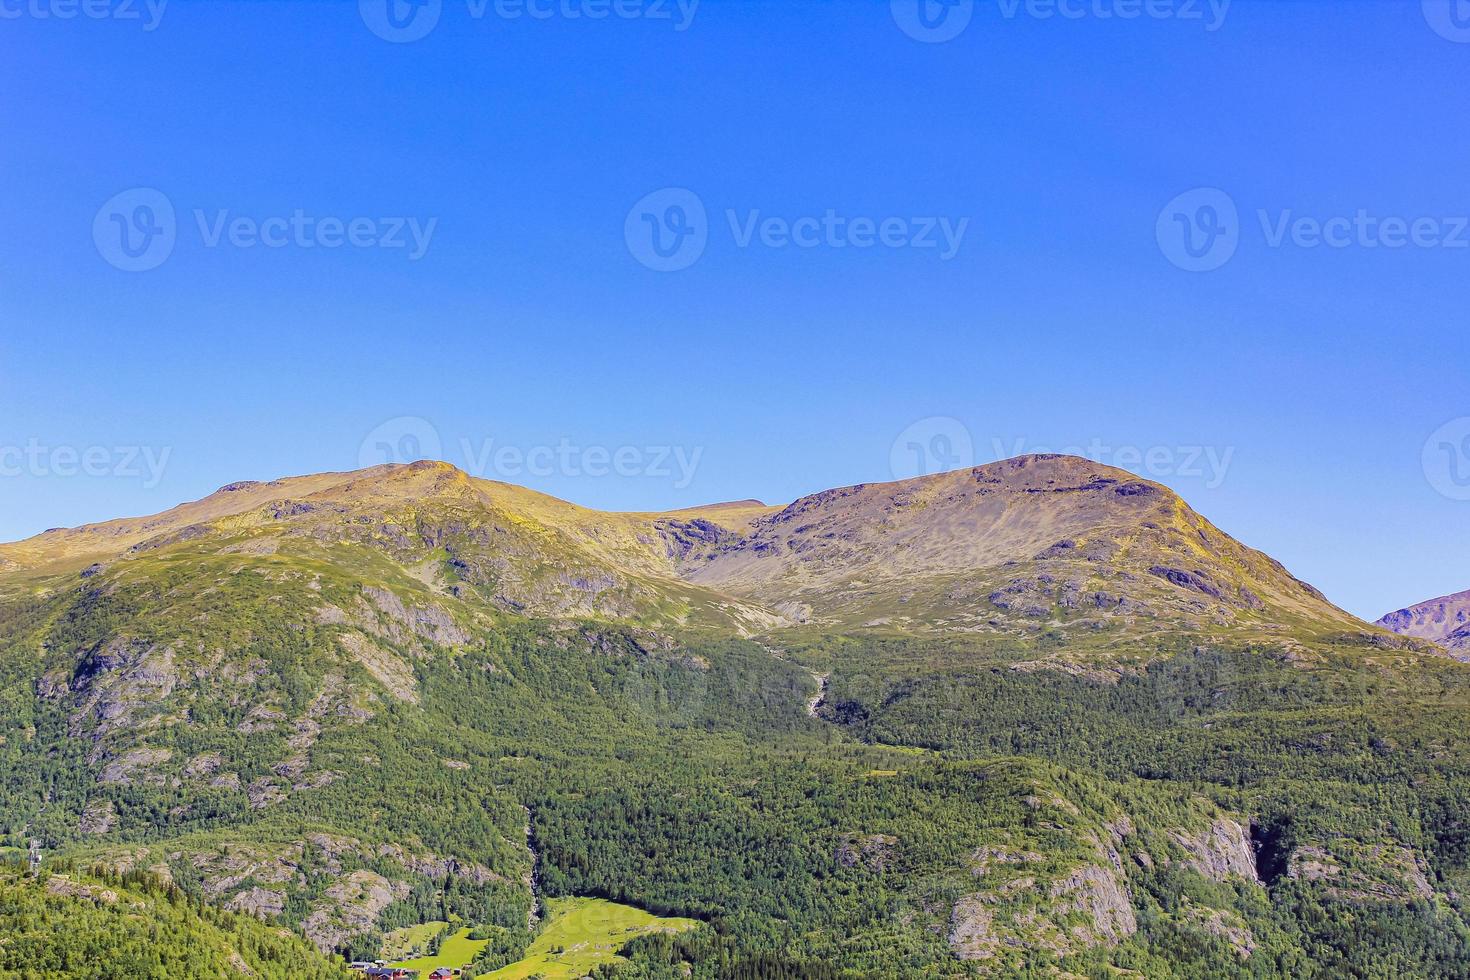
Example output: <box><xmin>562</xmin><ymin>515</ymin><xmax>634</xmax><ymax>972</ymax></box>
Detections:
<box><xmin>0</xmin><ymin>462</ymin><xmax>1467</xmax><ymax>977</ymax></box>
<box><xmin>0</xmin><ymin>866</ymin><xmax>352</xmax><ymax>979</ymax></box>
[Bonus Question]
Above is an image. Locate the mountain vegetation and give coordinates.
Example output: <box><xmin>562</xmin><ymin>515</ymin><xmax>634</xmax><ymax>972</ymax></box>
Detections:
<box><xmin>0</xmin><ymin>864</ymin><xmax>352</xmax><ymax>979</ymax></box>
<box><xmin>0</xmin><ymin>456</ymin><xmax>1466</xmax><ymax>977</ymax></box>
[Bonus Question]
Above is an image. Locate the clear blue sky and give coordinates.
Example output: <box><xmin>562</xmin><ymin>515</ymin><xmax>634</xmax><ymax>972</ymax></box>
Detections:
<box><xmin>2</xmin><ymin>0</ymin><xmax>1467</xmax><ymax>620</ymax></box>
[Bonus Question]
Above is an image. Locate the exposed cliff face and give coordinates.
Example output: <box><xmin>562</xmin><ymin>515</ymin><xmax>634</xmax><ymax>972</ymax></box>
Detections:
<box><xmin>947</xmin><ymin>812</ymin><xmax>1141</xmax><ymax>962</ymax></box>
<box><xmin>945</xmin><ymin>808</ymin><xmax>1258</xmax><ymax>965</ymax></box>
<box><xmin>88</xmin><ymin>831</ymin><xmax>522</xmax><ymax>954</ymax></box>
<box><xmin>304</xmin><ymin>870</ymin><xmax>406</xmax><ymax>953</ymax></box>
<box><xmin>1167</xmin><ymin>817</ymin><xmax>1261</xmax><ymax>883</ymax></box>
<box><xmin>1286</xmin><ymin>838</ymin><xmax>1437</xmax><ymax>904</ymax></box>
<box><xmin>823</xmin><ymin>762</ymin><xmax>1273</xmax><ymax>967</ymax></box>
<box><xmin>942</xmin><ymin>799</ymin><xmax>1454</xmax><ymax>966</ymax></box>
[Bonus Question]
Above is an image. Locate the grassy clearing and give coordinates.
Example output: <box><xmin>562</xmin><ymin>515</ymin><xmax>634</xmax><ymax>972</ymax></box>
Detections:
<box><xmin>483</xmin><ymin>898</ymin><xmax>698</xmax><ymax>980</ymax></box>
<box><xmin>393</xmin><ymin>927</ymin><xmax>490</xmax><ymax>975</ymax></box>
<box><xmin>382</xmin><ymin>921</ymin><xmax>449</xmax><ymax>963</ymax></box>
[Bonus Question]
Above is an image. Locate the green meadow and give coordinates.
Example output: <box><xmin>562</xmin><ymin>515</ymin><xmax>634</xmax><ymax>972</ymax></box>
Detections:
<box><xmin>482</xmin><ymin>898</ymin><xmax>698</xmax><ymax>980</ymax></box>
<box><xmin>383</xmin><ymin>921</ymin><xmax>453</xmax><ymax>965</ymax></box>
<box><xmin>392</xmin><ymin>927</ymin><xmax>489</xmax><ymax>975</ymax></box>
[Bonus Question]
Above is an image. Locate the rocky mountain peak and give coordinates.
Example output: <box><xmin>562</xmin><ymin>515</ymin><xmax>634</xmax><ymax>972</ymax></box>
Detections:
<box><xmin>1378</xmin><ymin>589</ymin><xmax>1470</xmax><ymax>657</ymax></box>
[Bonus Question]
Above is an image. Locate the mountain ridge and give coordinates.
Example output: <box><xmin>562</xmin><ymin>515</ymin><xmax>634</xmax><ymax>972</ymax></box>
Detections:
<box><xmin>0</xmin><ymin>455</ymin><xmax>1368</xmax><ymax>643</ymax></box>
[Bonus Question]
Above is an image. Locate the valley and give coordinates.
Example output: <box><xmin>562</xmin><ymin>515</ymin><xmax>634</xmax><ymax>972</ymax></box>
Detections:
<box><xmin>0</xmin><ymin>457</ymin><xmax>1467</xmax><ymax>977</ymax></box>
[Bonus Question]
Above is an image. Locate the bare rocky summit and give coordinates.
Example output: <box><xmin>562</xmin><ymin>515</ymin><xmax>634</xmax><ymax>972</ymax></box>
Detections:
<box><xmin>1377</xmin><ymin>589</ymin><xmax>1470</xmax><ymax>657</ymax></box>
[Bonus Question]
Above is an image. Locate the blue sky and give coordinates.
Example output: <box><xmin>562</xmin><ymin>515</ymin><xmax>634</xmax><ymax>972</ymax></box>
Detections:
<box><xmin>1</xmin><ymin>0</ymin><xmax>1467</xmax><ymax>619</ymax></box>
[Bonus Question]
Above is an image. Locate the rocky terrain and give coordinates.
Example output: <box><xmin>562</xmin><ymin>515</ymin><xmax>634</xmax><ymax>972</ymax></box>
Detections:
<box><xmin>1378</xmin><ymin>588</ymin><xmax>1470</xmax><ymax>657</ymax></box>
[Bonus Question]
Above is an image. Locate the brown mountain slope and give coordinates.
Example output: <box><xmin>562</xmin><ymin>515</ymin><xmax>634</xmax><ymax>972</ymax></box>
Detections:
<box><xmin>0</xmin><ymin>455</ymin><xmax>1363</xmax><ymax>641</ymax></box>
<box><xmin>673</xmin><ymin>455</ymin><xmax>1359</xmax><ymax>635</ymax></box>
<box><xmin>1378</xmin><ymin>589</ymin><xmax>1470</xmax><ymax>656</ymax></box>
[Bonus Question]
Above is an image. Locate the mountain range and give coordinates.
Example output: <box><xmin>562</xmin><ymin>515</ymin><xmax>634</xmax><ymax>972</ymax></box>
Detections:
<box><xmin>1</xmin><ymin>455</ymin><xmax>1468</xmax><ymax>979</ymax></box>
<box><xmin>0</xmin><ymin>455</ymin><xmax>1371</xmax><ymax>640</ymax></box>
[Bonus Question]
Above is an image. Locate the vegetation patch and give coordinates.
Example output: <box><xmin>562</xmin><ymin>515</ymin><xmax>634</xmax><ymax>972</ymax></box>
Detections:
<box><xmin>0</xmin><ymin>866</ymin><xmax>350</xmax><ymax>979</ymax></box>
<box><xmin>481</xmin><ymin>898</ymin><xmax>697</xmax><ymax>980</ymax></box>
<box><xmin>382</xmin><ymin>920</ymin><xmax>450</xmax><ymax>962</ymax></box>
<box><xmin>391</xmin><ymin>925</ymin><xmax>489</xmax><ymax>975</ymax></box>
